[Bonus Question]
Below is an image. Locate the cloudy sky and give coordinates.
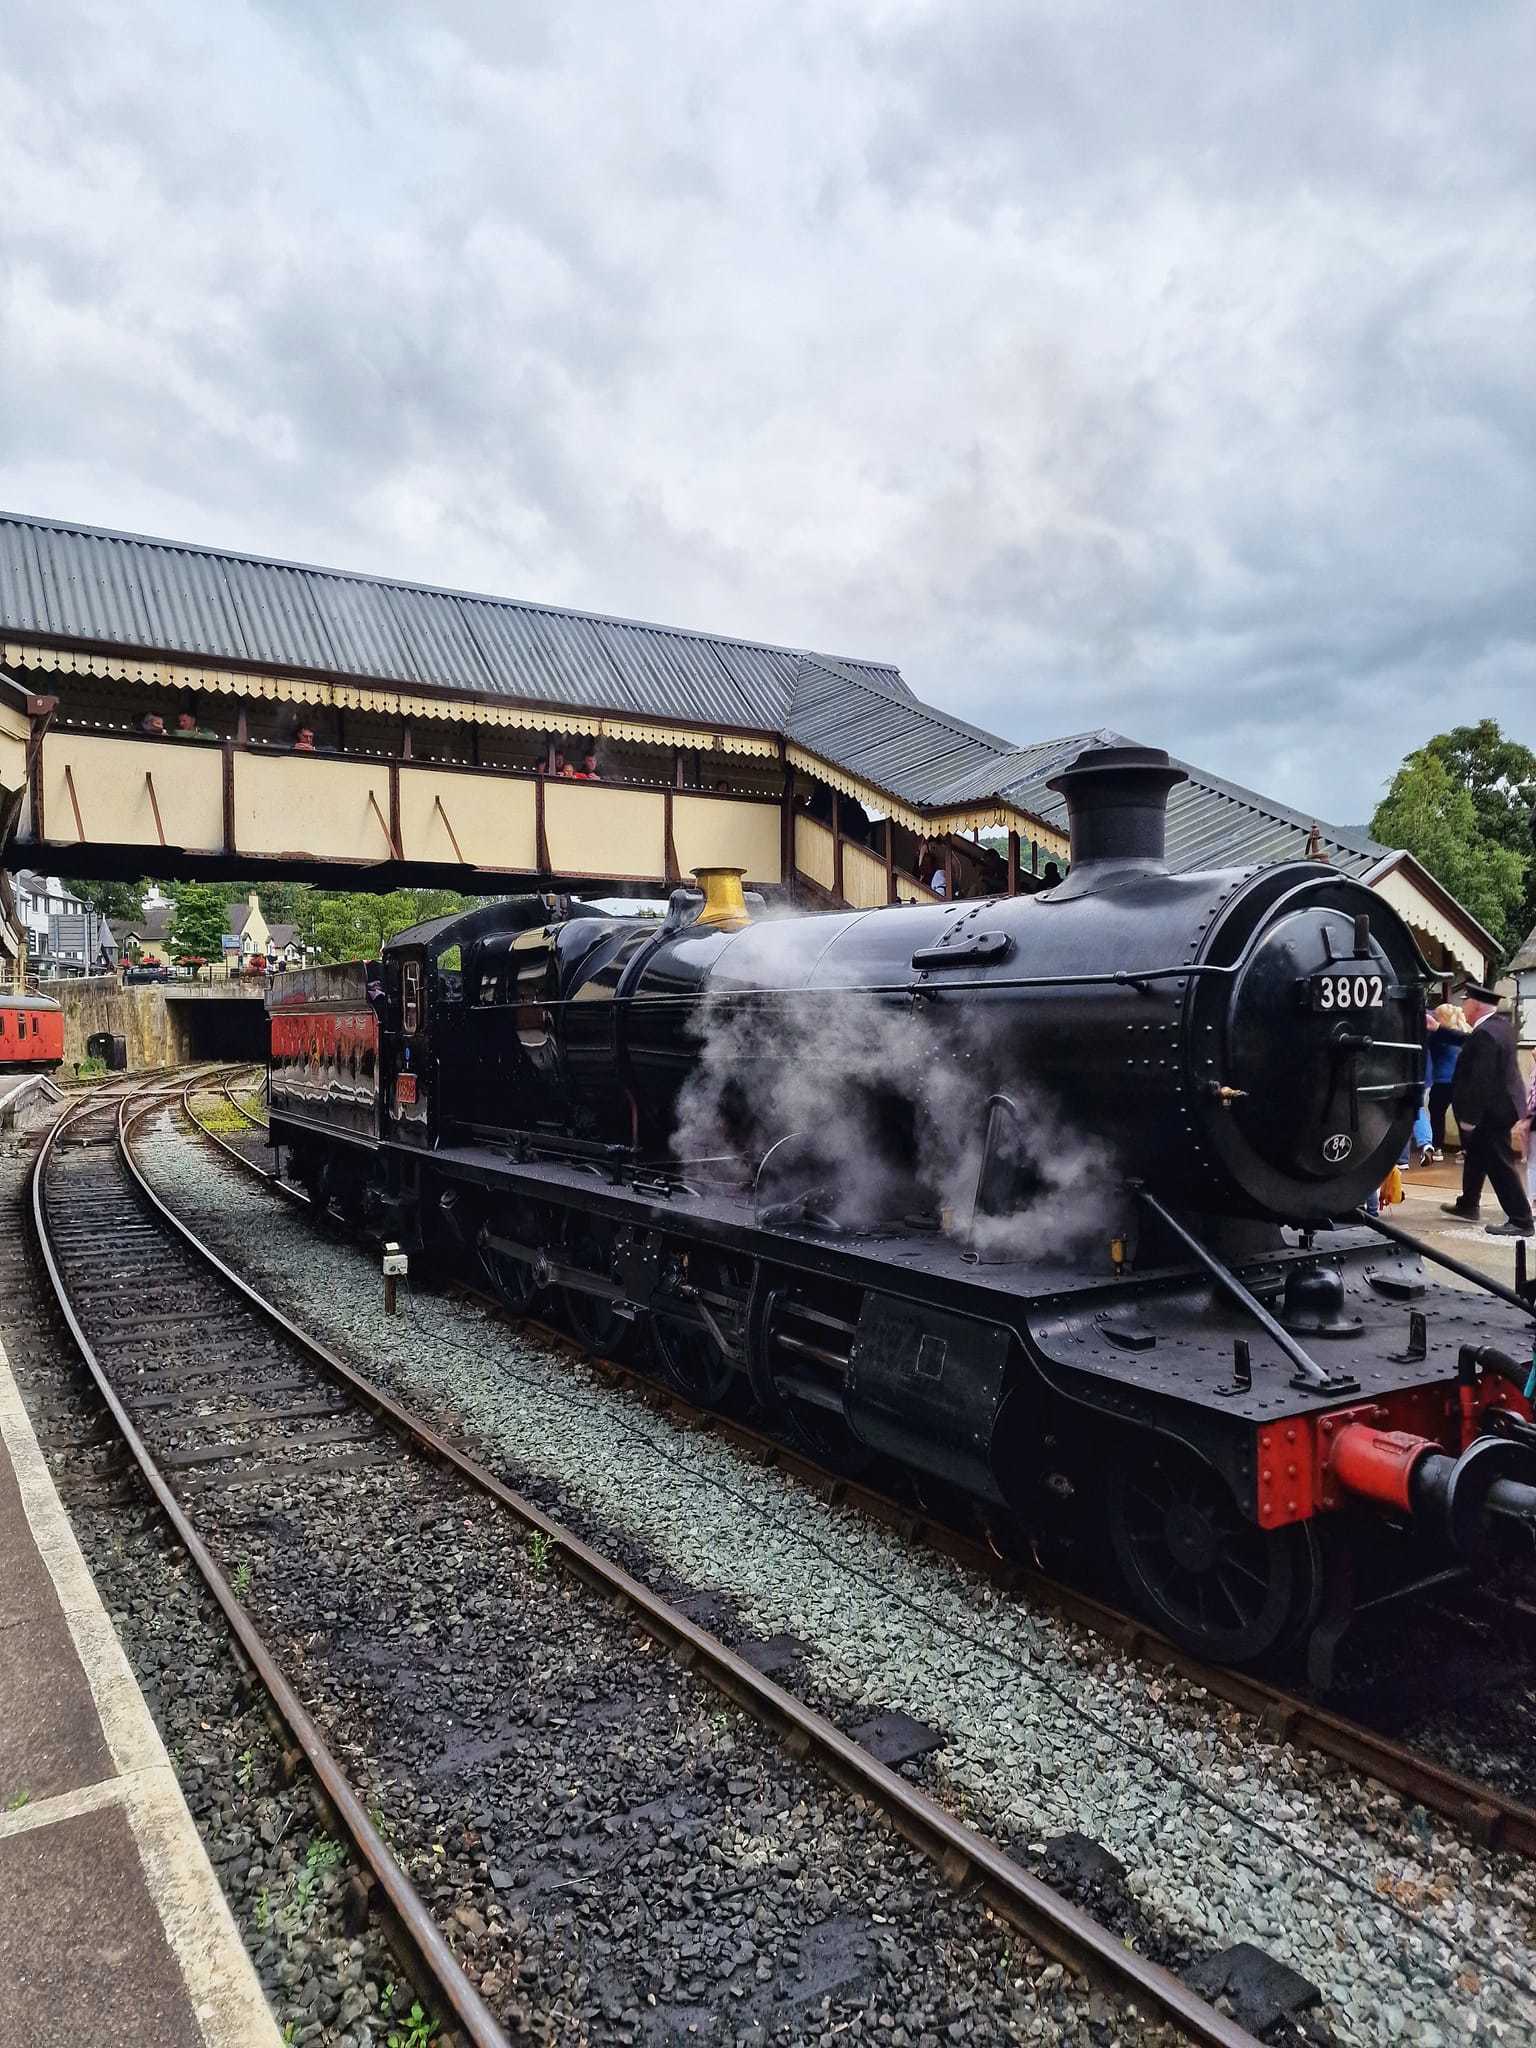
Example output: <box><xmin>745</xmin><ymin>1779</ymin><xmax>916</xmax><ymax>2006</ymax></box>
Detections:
<box><xmin>2</xmin><ymin>1</ymin><xmax>1531</xmax><ymax>824</ymax></box>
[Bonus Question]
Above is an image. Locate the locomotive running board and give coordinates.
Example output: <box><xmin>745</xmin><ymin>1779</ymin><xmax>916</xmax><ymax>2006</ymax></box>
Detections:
<box><xmin>1133</xmin><ymin>1185</ymin><xmax>1359</xmax><ymax>1394</ymax></box>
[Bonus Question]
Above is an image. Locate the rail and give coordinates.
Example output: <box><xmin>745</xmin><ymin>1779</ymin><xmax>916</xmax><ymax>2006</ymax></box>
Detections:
<box><xmin>31</xmin><ymin>1078</ymin><xmax>514</xmax><ymax>2048</ymax></box>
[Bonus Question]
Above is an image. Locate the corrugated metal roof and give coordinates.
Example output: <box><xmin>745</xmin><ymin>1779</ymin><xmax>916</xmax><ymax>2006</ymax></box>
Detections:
<box><xmin>787</xmin><ymin>653</ymin><xmax>1015</xmax><ymax>805</ymax></box>
<box><xmin>957</xmin><ymin>723</ymin><xmax>1393</xmax><ymax>877</ymax></box>
<box><xmin>0</xmin><ymin>511</ymin><xmax>913</xmax><ymax>735</ymax></box>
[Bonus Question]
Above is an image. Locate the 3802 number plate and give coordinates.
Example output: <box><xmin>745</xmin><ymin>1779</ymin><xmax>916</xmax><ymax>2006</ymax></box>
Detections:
<box><xmin>1312</xmin><ymin>972</ymin><xmax>1384</xmax><ymax>1012</ymax></box>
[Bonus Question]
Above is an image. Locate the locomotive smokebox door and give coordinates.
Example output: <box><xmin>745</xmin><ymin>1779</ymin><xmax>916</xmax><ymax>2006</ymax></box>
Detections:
<box><xmin>846</xmin><ymin>1295</ymin><xmax>1014</xmax><ymax>1504</ymax></box>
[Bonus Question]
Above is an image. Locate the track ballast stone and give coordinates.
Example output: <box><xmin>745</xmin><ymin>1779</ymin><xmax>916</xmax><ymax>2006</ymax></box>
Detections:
<box><xmin>148</xmin><ymin>1106</ymin><xmax>1536</xmax><ymax>2048</ymax></box>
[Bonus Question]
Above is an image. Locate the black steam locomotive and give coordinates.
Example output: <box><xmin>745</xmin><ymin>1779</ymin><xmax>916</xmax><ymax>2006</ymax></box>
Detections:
<box><xmin>267</xmin><ymin>745</ymin><xmax>1536</xmax><ymax>1670</ymax></box>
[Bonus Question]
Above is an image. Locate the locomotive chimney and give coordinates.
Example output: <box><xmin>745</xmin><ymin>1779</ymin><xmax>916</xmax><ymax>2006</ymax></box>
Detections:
<box><xmin>1045</xmin><ymin>744</ymin><xmax>1187</xmax><ymax>887</ymax></box>
<box><xmin>690</xmin><ymin>867</ymin><xmax>751</xmax><ymax>930</ymax></box>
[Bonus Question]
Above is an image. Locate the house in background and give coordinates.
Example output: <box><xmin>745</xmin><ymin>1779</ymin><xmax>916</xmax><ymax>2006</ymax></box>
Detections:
<box><xmin>227</xmin><ymin>892</ymin><xmax>308</xmax><ymax>972</ymax></box>
<box><xmin>9</xmin><ymin>871</ymin><xmax>115</xmax><ymax>975</ymax></box>
<box><xmin>106</xmin><ymin>900</ymin><xmax>175</xmax><ymax>966</ymax></box>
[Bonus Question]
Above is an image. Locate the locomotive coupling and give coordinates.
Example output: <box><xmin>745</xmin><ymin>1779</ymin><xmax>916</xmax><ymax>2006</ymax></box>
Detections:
<box><xmin>1329</xmin><ymin>1420</ymin><xmax>1536</xmax><ymax>1553</ymax></box>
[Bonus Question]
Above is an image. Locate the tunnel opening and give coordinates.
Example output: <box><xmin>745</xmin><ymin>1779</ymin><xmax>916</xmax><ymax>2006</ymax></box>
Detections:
<box><xmin>165</xmin><ymin>994</ymin><xmax>269</xmax><ymax>1063</ymax></box>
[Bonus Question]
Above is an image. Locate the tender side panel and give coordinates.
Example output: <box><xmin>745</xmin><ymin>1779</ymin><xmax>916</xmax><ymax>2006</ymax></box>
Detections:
<box><xmin>268</xmin><ymin>964</ymin><xmax>380</xmax><ymax>1138</ymax></box>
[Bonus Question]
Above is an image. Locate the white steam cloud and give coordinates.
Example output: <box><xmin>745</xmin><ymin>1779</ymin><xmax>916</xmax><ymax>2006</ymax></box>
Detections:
<box><xmin>669</xmin><ymin>990</ymin><xmax>1121</xmax><ymax>1261</ymax></box>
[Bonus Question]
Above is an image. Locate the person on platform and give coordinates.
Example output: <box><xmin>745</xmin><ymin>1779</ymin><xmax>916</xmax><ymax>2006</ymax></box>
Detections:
<box><xmin>1423</xmin><ymin>1001</ymin><xmax>1470</xmax><ymax>1159</ymax></box>
<box><xmin>138</xmin><ymin>712</ymin><xmax>166</xmax><ymax>736</ymax></box>
<box><xmin>172</xmin><ymin>707</ymin><xmax>217</xmax><ymax>740</ymax></box>
<box><xmin>1441</xmin><ymin>983</ymin><xmax>1534</xmax><ymax>1238</ymax></box>
<box><xmin>1519</xmin><ymin>1064</ymin><xmax>1536</xmax><ymax>1211</ymax></box>
<box><xmin>292</xmin><ymin>725</ymin><xmax>316</xmax><ymax>752</ymax></box>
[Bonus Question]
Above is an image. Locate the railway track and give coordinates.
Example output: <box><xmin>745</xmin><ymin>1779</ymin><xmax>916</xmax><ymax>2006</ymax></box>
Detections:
<box><xmin>36</xmin><ymin>1074</ymin><xmax>1256</xmax><ymax>2045</ymax></box>
<box><xmin>33</xmin><ymin>1077</ymin><xmax>509</xmax><ymax>2048</ymax></box>
<box><xmin>179</xmin><ymin>1075</ymin><xmax>1536</xmax><ymax>1871</ymax></box>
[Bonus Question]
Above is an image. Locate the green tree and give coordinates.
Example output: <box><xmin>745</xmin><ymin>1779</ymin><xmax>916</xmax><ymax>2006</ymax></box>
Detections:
<box><xmin>64</xmin><ymin>877</ymin><xmax>146</xmax><ymax>923</ymax></box>
<box><xmin>307</xmin><ymin>888</ymin><xmax>477</xmax><ymax>963</ymax></box>
<box><xmin>1371</xmin><ymin>749</ymin><xmax>1529</xmax><ymax>953</ymax></box>
<box><xmin>1425</xmin><ymin>722</ymin><xmax>1536</xmax><ymax>851</ymax></box>
<box><xmin>166</xmin><ymin>882</ymin><xmax>233</xmax><ymax>971</ymax></box>
<box><xmin>1424</xmin><ymin>721</ymin><xmax>1536</xmax><ymax>949</ymax></box>
<box><xmin>238</xmin><ymin>878</ymin><xmax>311</xmax><ymax>924</ymax></box>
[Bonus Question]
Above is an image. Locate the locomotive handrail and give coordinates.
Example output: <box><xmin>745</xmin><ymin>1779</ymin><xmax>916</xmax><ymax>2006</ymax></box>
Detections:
<box><xmin>629</xmin><ymin>961</ymin><xmax>1243</xmax><ymax>1006</ymax></box>
<box><xmin>1133</xmin><ymin>1185</ymin><xmax>1359</xmax><ymax>1393</ymax></box>
<box><xmin>1351</xmin><ymin>1207</ymin><xmax>1536</xmax><ymax>1324</ymax></box>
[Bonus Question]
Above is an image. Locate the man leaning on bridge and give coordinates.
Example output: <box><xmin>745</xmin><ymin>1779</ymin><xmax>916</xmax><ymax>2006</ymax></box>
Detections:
<box><xmin>1442</xmin><ymin>982</ymin><xmax>1535</xmax><ymax>1239</ymax></box>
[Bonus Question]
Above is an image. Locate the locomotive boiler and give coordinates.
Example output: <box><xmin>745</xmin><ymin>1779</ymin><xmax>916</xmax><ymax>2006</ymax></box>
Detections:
<box><xmin>268</xmin><ymin>744</ymin><xmax>1536</xmax><ymax>1671</ymax></box>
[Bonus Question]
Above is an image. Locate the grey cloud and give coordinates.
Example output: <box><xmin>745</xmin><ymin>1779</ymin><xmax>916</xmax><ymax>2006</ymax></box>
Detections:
<box><xmin>1</xmin><ymin>0</ymin><xmax>1531</xmax><ymax>827</ymax></box>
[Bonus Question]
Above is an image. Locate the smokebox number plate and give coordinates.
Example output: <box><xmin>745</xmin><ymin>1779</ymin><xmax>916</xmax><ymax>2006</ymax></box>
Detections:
<box><xmin>1310</xmin><ymin>972</ymin><xmax>1383</xmax><ymax>1012</ymax></box>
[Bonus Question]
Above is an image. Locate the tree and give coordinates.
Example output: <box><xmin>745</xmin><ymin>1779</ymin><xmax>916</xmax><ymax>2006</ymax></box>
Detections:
<box><xmin>1371</xmin><ymin>749</ymin><xmax>1528</xmax><ymax>953</ymax></box>
<box><xmin>307</xmin><ymin>888</ymin><xmax>478</xmax><ymax>963</ymax></box>
<box><xmin>64</xmin><ymin>877</ymin><xmax>146</xmax><ymax>923</ymax></box>
<box><xmin>167</xmin><ymin>882</ymin><xmax>233</xmax><ymax>969</ymax></box>
<box><xmin>238</xmin><ymin>877</ymin><xmax>310</xmax><ymax>924</ymax></box>
<box><xmin>1424</xmin><ymin>722</ymin><xmax>1536</xmax><ymax>850</ymax></box>
<box><xmin>1423</xmin><ymin>721</ymin><xmax>1536</xmax><ymax>949</ymax></box>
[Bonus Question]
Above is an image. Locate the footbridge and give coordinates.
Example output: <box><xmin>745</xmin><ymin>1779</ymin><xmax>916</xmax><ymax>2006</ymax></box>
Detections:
<box><xmin>0</xmin><ymin>511</ymin><xmax>1494</xmax><ymax>982</ymax></box>
<box><xmin>0</xmin><ymin>513</ymin><xmax>1066</xmax><ymax>911</ymax></box>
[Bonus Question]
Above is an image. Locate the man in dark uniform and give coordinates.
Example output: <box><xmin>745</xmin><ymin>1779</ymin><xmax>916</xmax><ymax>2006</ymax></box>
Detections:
<box><xmin>1442</xmin><ymin>981</ymin><xmax>1534</xmax><ymax>1237</ymax></box>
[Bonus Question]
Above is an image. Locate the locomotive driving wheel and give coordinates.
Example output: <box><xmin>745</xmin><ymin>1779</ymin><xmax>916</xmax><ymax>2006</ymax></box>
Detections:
<box><xmin>649</xmin><ymin>1251</ymin><xmax>749</xmax><ymax>1411</ymax></box>
<box><xmin>1107</xmin><ymin>1443</ymin><xmax>1321</xmax><ymax>1666</ymax></box>
<box><xmin>556</xmin><ymin>1210</ymin><xmax>631</xmax><ymax>1360</ymax></box>
<box><xmin>477</xmin><ymin>1199</ymin><xmax>548</xmax><ymax>1316</ymax></box>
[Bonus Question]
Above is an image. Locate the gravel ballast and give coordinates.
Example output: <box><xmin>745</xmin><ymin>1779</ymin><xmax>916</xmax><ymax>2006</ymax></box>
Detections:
<box><xmin>144</xmin><ymin>1106</ymin><xmax>1536</xmax><ymax>2047</ymax></box>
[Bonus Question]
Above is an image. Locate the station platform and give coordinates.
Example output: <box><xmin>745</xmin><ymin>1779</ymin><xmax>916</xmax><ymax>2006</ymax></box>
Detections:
<box><xmin>0</xmin><ymin>1334</ymin><xmax>279</xmax><ymax>2047</ymax></box>
<box><xmin>1398</xmin><ymin>1151</ymin><xmax>1536</xmax><ymax>1291</ymax></box>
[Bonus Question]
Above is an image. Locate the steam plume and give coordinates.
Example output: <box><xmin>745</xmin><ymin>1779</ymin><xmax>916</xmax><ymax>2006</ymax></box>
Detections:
<box><xmin>669</xmin><ymin>988</ymin><xmax>1120</xmax><ymax>1261</ymax></box>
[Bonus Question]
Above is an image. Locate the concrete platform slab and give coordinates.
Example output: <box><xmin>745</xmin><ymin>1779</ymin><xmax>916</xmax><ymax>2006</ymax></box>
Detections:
<box><xmin>0</xmin><ymin>1330</ymin><xmax>279</xmax><ymax>2047</ymax></box>
<box><xmin>1398</xmin><ymin>1157</ymin><xmax>1536</xmax><ymax>1293</ymax></box>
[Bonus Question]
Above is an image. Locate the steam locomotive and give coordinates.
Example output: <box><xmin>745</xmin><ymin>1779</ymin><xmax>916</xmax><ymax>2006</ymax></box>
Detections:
<box><xmin>267</xmin><ymin>745</ymin><xmax>1536</xmax><ymax>1670</ymax></box>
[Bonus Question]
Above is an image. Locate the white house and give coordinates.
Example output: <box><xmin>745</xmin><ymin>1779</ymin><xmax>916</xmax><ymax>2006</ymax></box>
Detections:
<box><xmin>1510</xmin><ymin>922</ymin><xmax>1536</xmax><ymax>1046</ymax></box>
<box><xmin>8</xmin><ymin>870</ymin><xmax>114</xmax><ymax>975</ymax></box>
<box><xmin>227</xmin><ymin>892</ymin><xmax>309</xmax><ymax>972</ymax></box>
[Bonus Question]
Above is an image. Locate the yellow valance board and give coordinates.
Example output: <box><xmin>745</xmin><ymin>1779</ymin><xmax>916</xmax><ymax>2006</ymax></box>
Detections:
<box><xmin>4</xmin><ymin>642</ymin><xmax>780</xmax><ymax>760</ymax></box>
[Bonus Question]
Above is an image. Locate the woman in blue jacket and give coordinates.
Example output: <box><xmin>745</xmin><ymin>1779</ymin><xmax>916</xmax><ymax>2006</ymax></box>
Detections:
<box><xmin>1425</xmin><ymin>1002</ymin><xmax>1470</xmax><ymax>1158</ymax></box>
